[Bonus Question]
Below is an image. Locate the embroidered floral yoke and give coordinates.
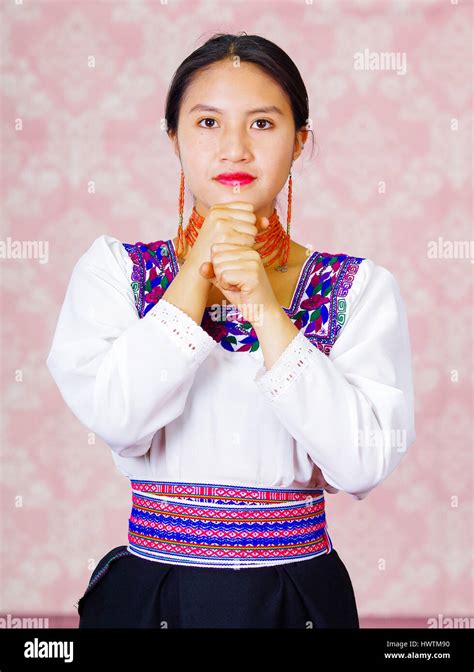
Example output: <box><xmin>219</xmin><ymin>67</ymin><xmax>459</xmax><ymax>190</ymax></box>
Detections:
<box><xmin>122</xmin><ymin>238</ymin><xmax>362</xmax><ymax>355</ymax></box>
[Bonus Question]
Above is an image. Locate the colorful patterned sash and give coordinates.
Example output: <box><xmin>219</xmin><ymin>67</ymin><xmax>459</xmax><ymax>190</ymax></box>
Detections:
<box><xmin>127</xmin><ymin>479</ymin><xmax>333</xmax><ymax>569</ymax></box>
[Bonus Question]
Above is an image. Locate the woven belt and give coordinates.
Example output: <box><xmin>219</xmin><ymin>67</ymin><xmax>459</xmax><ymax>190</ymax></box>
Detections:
<box><xmin>127</xmin><ymin>479</ymin><xmax>333</xmax><ymax>569</ymax></box>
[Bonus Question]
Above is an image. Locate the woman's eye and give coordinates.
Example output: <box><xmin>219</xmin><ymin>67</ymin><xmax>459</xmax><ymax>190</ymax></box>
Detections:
<box><xmin>198</xmin><ymin>118</ymin><xmax>217</xmax><ymax>128</ymax></box>
<box><xmin>197</xmin><ymin>118</ymin><xmax>274</xmax><ymax>130</ymax></box>
<box><xmin>251</xmin><ymin>119</ymin><xmax>273</xmax><ymax>130</ymax></box>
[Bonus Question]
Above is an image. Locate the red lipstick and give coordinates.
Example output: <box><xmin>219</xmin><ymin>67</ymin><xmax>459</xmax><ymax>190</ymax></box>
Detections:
<box><xmin>214</xmin><ymin>172</ymin><xmax>256</xmax><ymax>186</ymax></box>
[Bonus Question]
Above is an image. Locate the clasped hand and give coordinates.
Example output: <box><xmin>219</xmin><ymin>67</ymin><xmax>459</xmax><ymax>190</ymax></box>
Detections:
<box><xmin>198</xmin><ymin>202</ymin><xmax>279</xmax><ymax>311</ymax></box>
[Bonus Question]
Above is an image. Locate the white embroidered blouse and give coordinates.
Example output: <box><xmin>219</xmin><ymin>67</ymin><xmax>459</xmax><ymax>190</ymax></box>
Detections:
<box><xmin>46</xmin><ymin>234</ymin><xmax>416</xmax><ymax>501</ymax></box>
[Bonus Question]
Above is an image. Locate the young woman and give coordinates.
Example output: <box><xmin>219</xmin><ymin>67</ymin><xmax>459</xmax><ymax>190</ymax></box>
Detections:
<box><xmin>46</xmin><ymin>32</ymin><xmax>416</xmax><ymax>629</ymax></box>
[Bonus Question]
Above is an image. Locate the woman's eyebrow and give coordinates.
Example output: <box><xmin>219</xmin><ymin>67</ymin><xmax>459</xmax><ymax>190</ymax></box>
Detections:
<box><xmin>188</xmin><ymin>104</ymin><xmax>284</xmax><ymax>115</ymax></box>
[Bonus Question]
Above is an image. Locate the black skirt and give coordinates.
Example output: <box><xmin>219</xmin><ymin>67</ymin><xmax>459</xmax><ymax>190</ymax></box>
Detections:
<box><xmin>77</xmin><ymin>545</ymin><xmax>359</xmax><ymax>629</ymax></box>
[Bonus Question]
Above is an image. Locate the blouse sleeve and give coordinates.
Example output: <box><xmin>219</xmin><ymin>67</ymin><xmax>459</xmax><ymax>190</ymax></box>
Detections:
<box><xmin>253</xmin><ymin>260</ymin><xmax>416</xmax><ymax>501</ymax></box>
<box><xmin>46</xmin><ymin>234</ymin><xmax>218</xmax><ymax>458</ymax></box>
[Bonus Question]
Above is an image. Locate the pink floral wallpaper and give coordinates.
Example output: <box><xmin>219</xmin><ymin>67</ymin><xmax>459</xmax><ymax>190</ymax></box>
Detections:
<box><xmin>1</xmin><ymin>0</ymin><xmax>472</xmax><ymax>626</ymax></box>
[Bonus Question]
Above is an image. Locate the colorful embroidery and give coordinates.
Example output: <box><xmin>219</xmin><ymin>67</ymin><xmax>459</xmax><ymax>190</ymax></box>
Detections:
<box><xmin>122</xmin><ymin>240</ymin><xmax>177</xmax><ymax>318</ymax></box>
<box><xmin>127</xmin><ymin>479</ymin><xmax>333</xmax><ymax>568</ymax></box>
<box><xmin>299</xmin><ymin>254</ymin><xmax>365</xmax><ymax>356</ymax></box>
<box><xmin>122</xmin><ymin>239</ymin><xmax>365</xmax><ymax>354</ymax></box>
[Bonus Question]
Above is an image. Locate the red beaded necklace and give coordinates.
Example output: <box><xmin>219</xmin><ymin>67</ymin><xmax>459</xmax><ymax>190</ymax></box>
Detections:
<box><xmin>175</xmin><ymin>205</ymin><xmax>291</xmax><ymax>272</ymax></box>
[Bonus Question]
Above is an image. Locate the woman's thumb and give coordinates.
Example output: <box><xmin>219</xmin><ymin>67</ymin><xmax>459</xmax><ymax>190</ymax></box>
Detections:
<box><xmin>200</xmin><ymin>261</ymin><xmax>215</xmax><ymax>280</ymax></box>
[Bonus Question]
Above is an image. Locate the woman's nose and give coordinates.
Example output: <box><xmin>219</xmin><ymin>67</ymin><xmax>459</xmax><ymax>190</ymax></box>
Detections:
<box><xmin>218</xmin><ymin>129</ymin><xmax>252</xmax><ymax>162</ymax></box>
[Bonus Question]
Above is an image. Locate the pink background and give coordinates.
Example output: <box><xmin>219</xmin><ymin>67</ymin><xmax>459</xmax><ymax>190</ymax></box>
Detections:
<box><xmin>1</xmin><ymin>0</ymin><xmax>472</xmax><ymax>627</ymax></box>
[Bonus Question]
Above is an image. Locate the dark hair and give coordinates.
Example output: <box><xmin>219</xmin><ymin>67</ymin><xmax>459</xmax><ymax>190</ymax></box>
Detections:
<box><xmin>164</xmin><ymin>31</ymin><xmax>315</xmax><ymax>159</ymax></box>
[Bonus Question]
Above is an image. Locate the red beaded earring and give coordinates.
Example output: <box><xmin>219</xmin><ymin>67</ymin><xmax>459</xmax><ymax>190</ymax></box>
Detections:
<box><xmin>176</xmin><ymin>167</ymin><xmax>186</xmax><ymax>265</ymax></box>
<box><xmin>274</xmin><ymin>168</ymin><xmax>293</xmax><ymax>272</ymax></box>
<box><xmin>284</xmin><ymin>169</ymin><xmax>292</xmax><ymax>265</ymax></box>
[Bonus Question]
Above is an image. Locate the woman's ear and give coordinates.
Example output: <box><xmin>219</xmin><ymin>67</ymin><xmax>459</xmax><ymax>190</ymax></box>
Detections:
<box><xmin>293</xmin><ymin>127</ymin><xmax>308</xmax><ymax>160</ymax></box>
<box><xmin>168</xmin><ymin>131</ymin><xmax>180</xmax><ymax>159</ymax></box>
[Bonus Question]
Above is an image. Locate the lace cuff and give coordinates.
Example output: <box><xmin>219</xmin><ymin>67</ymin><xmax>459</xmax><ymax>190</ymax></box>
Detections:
<box><xmin>254</xmin><ymin>330</ymin><xmax>315</xmax><ymax>399</ymax></box>
<box><xmin>146</xmin><ymin>298</ymin><xmax>217</xmax><ymax>366</ymax></box>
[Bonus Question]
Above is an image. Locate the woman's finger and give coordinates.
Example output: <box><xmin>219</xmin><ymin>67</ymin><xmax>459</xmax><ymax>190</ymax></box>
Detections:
<box><xmin>199</xmin><ymin>261</ymin><xmax>215</xmax><ymax>279</ymax></box>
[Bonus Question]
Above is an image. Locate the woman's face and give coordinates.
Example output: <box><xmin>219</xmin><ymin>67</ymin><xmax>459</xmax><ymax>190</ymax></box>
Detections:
<box><xmin>169</xmin><ymin>59</ymin><xmax>307</xmax><ymax>226</ymax></box>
